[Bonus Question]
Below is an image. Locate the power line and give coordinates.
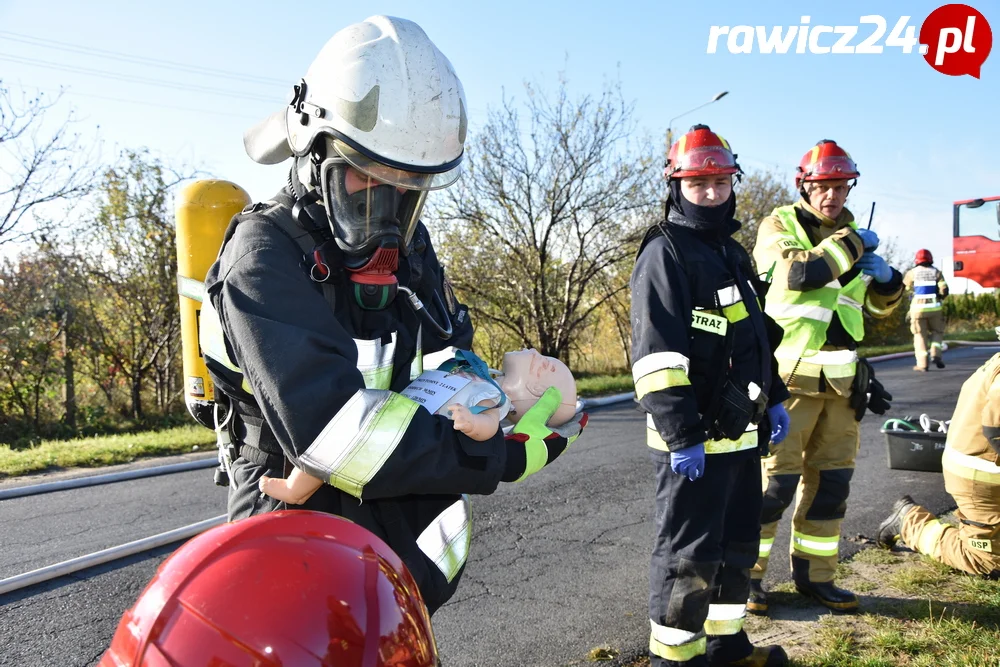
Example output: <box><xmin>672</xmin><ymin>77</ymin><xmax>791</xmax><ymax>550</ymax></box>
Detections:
<box><xmin>0</xmin><ymin>30</ymin><xmax>289</xmax><ymax>88</ymax></box>
<box><xmin>33</xmin><ymin>86</ymin><xmax>263</xmax><ymax>121</ymax></box>
<box><xmin>0</xmin><ymin>53</ymin><xmax>282</xmax><ymax>104</ymax></box>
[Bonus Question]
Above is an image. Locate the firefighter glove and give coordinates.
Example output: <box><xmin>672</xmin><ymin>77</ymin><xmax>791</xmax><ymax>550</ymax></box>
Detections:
<box><xmin>767</xmin><ymin>403</ymin><xmax>790</xmax><ymax>445</ymax></box>
<box><xmin>502</xmin><ymin>386</ymin><xmax>588</xmax><ymax>482</ymax></box>
<box><xmin>856</xmin><ymin>252</ymin><xmax>893</xmax><ymax>283</ymax></box>
<box><xmin>670</xmin><ymin>443</ymin><xmax>705</xmax><ymax>481</ymax></box>
<box><xmin>855</xmin><ymin>228</ymin><xmax>880</xmax><ymax>251</ymax></box>
<box><xmin>867</xmin><ymin>376</ymin><xmax>893</xmax><ymax>415</ymax></box>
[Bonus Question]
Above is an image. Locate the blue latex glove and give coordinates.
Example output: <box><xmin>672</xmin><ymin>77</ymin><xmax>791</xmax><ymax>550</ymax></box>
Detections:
<box><xmin>767</xmin><ymin>404</ymin><xmax>790</xmax><ymax>445</ymax></box>
<box><xmin>670</xmin><ymin>443</ymin><xmax>705</xmax><ymax>481</ymax></box>
<box><xmin>855</xmin><ymin>228</ymin><xmax>880</xmax><ymax>251</ymax></box>
<box><xmin>856</xmin><ymin>252</ymin><xmax>893</xmax><ymax>283</ymax></box>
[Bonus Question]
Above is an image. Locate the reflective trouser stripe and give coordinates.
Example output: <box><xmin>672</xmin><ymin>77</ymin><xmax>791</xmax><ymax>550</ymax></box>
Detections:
<box><xmin>792</xmin><ymin>531</ymin><xmax>839</xmax><ymax>557</ymax></box>
<box><xmin>635</xmin><ymin>369</ymin><xmax>691</xmax><ymax>399</ymax></box>
<box><xmin>942</xmin><ymin>447</ymin><xmax>1000</xmax><ymax>485</ymax></box>
<box><xmin>704</xmin><ymin>603</ymin><xmax>746</xmax><ymax>636</ymax></box>
<box><xmin>649</xmin><ymin>621</ymin><xmax>706</xmax><ymax>662</ymax></box>
<box><xmin>930</xmin><ymin>342</ymin><xmax>942</xmax><ymax>350</ymax></box>
<box><xmin>300</xmin><ymin>390</ymin><xmax>419</xmax><ymax>498</ymax></box>
<box><xmin>914</xmin><ymin>518</ymin><xmax>949</xmax><ymax>557</ymax></box>
<box><xmin>758</xmin><ymin>537</ymin><xmax>774</xmax><ymax>558</ymax></box>
<box><xmin>416</xmin><ymin>495</ymin><xmax>471</xmax><ymax>583</ymax></box>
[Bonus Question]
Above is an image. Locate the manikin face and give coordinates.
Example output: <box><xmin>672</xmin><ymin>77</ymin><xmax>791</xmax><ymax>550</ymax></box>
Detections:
<box><xmin>499</xmin><ymin>349</ymin><xmax>577</xmax><ymax>426</ymax></box>
<box><xmin>679</xmin><ymin>174</ymin><xmax>732</xmax><ymax>206</ymax></box>
<box><xmin>805</xmin><ymin>179</ymin><xmax>850</xmax><ymax>219</ymax></box>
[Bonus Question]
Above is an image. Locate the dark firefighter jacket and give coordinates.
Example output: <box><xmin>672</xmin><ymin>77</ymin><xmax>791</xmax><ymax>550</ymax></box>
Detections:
<box><xmin>202</xmin><ymin>188</ymin><xmax>506</xmax><ymax>612</ymax></box>
<box><xmin>630</xmin><ymin>208</ymin><xmax>789</xmax><ymax>454</ymax></box>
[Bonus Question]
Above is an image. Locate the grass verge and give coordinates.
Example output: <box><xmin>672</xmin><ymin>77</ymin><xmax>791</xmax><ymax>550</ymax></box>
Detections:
<box><xmin>0</xmin><ymin>424</ymin><xmax>215</xmax><ymax>478</ymax></box>
<box><xmin>620</xmin><ymin>547</ymin><xmax>1000</xmax><ymax>666</ymax></box>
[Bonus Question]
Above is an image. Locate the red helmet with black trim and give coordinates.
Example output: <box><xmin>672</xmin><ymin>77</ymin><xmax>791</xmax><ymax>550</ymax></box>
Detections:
<box><xmin>795</xmin><ymin>140</ymin><xmax>860</xmax><ymax>189</ymax></box>
<box><xmin>99</xmin><ymin>511</ymin><xmax>438</xmax><ymax>667</ymax></box>
<box><xmin>915</xmin><ymin>249</ymin><xmax>933</xmax><ymax>264</ymax></box>
<box><xmin>665</xmin><ymin>124</ymin><xmax>741</xmax><ymax>179</ymax></box>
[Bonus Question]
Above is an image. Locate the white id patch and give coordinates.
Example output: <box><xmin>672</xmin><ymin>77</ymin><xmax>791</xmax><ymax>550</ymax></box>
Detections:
<box><xmin>969</xmin><ymin>538</ymin><xmax>993</xmax><ymax>553</ymax></box>
<box><xmin>692</xmin><ymin>311</ymin><xmax>728</xmax><ymax>336</ymax></box>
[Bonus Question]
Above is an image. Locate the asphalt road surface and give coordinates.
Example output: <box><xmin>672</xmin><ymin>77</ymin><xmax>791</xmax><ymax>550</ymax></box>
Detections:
<box><xmin>0</xmin><ymin>346</ymin><xmax>993</xmax><ymax>667</ymax></box>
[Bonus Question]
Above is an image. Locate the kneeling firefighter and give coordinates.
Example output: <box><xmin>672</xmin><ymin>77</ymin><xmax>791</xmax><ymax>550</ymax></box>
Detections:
<box><xmin>631</xmin><ymin>125</ymin><xmax>791</xmax><ymax>667</ymax></box>
<box><xmin>195</xmin><ymin>16</ymin><xmax>587</xmax><ymax>614</ymax></box>
<box><xmin>750</xmin><ymin>140</ymin><xmax>900</xmax><ymax>614</ymax></box>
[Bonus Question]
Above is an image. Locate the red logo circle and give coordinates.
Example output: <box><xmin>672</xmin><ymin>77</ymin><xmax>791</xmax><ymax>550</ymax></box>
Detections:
<box><xmin>920</xmin><ymin>4</ymin><xmax>992</xmax><ymax>78</ymax></box>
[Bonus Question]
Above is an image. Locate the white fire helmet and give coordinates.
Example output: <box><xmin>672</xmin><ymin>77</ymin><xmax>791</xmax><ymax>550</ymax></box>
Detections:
<box><xmin>243</xmin><ymin>15</ymin><xmax>468</xmax><ymax>248</ymax></box>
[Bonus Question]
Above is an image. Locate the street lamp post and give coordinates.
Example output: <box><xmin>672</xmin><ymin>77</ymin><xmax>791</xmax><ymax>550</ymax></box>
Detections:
<box><xmin>665</xmin><ymin>91</ymin><xmax>729</xmax><ymax>156</ymax></box>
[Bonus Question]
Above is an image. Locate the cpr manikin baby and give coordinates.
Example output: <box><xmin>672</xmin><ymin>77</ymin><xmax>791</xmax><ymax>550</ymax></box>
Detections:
<box><xmin>259</xmin><ymin>349</ymin><xmax>578</xmax><ymax>505</ymax></box>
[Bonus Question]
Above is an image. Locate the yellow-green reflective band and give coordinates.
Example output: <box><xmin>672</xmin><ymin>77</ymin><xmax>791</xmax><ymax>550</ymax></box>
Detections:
<box><xmin>821</xmin><ymin>237</ymin><xmax>852</xmax><ymax>273</ymax></box>
<box><xmin>636</xmin><ymin>369</ymin><xmax>691</xmax><ymax>399</ymax></box>
<box><xmin>692</xmin><ymin>310</ymin><xmax>728</xmax><ymax>336</ymax></box>
<box><xmin>301</xmin><ymin>390</ymin><xmax>418</xmax><ymax>498</ymax></box>
<box><xmin>942</xmin><ymin>447</ymin><xmax>1000</xmax><ymax>485</ymax></box>
<box><xmin>758</xmin><ymin>537</ymin><xmax>774</xmax><ymax>558</ymax></box>
<box><xmin>915</xmin><ymin>519</ymin><xmax>949</xmax><ymax>556</ymax></box>
<box><xmin>704</xmin><ymin>429</ymin><xmax>757</xmax><ymax>454</ymax></box>
<box><xmin>822</xmin><ymin>362</ymin><xmax>857</xmax><ymax>379</ymax></box>
<box><xmin>704</xmin><ymin>604</ymin><xmax>746</xmax><ymax>636</ymax></box>
<box><xmin>792</xmin><ymin>532</ymin><xmax>839</xmax><ymax>557</ymax></box>
<box><xmin>649</xmin><ymin>622</ymin><xmax>706</xmax><ymax>662</ymax></box>
<box><xmin>647</xmin><ymin>426</ymin><xmax>669</xmax><ymax>452</ymax></box>
<box><xmin>416</xmin><ymin>495</ymin><xmax>471</xmax><ymax>583</ymax></box>
<box><xmin>722</xmin><ymin>301</ymin><xmax>748</xmax><ymax>323</ymax></box>
<box><xmin>199</xmin><ymin>298</ymin><xmax>243</xmax><ymax>374</ymax></box>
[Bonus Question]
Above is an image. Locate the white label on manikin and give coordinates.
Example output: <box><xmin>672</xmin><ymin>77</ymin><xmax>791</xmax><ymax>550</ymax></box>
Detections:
<box><xmin>401</xmin><ymin>370</ymin><xmax>472</xmax><ymax>415</ymax></box>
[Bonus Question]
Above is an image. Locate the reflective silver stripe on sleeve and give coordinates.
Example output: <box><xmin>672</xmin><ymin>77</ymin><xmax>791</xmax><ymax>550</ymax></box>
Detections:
<box><xmin>300</xmin><ymin>389</ymin><xmax>418</xmax><ymax>498</ymax></box>
<box><xmin>417</xmin><ymin>495</ymin><xmax>472</xmax><ymax>583</ymax></box>
<box><xmin>354</xmin><ymin>332</ymin><xmax>396</xmax><ymax>390</ymax></box>
<box><xmin>632</xmin><ymin>351</ymin><xmax>692</xmax><ymax>382</ymax></box>
<box><xmin>410</xmin><ymin>325</ymin><xmax>424</xmax><ymax>380</ymax></box>
<box><xmin>716</xmin><ymin>284</ymin><xmax>742</xmax><ymax>307</ymax></box>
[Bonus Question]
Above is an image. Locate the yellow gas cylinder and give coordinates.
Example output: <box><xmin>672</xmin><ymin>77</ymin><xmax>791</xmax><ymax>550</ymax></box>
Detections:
<box><xmin>174</xmin><ymin>180</ymin><xmax>250</xmax><ymax>429</ymax></box>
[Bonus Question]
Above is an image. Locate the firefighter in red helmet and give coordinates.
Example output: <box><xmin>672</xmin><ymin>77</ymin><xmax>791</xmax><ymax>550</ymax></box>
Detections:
<box><xmin>99</xmin><ymin>511</ymin><xmax>439</xmax><ymax>667</ymax></box>
<box><xmin>631</xmin><ymin>124</ymin><xmax>790</xmax><ymax>667</ymax></box>
<box><xmin>750</xmin><ymin>140</ymin><xmax>902</xmax><ymax>615</ymax></box>
<box><xmin>903</xmin><ymin>248</ymin><xmax>949</xmax><ymax>371</ymax></box>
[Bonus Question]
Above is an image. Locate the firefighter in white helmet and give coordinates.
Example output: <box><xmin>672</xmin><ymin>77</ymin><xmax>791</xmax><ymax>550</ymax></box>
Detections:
<box><xmin>200</xmin><ymin>16</ymin><xmax>587</xmax><ymax>613</ymax></box>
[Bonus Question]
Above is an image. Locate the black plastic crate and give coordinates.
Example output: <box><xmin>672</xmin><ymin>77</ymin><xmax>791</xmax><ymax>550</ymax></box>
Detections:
<box><xmin>881</xmin><ymin>429</ymin><xmax>946</xmax><ymax>472</ymax></box>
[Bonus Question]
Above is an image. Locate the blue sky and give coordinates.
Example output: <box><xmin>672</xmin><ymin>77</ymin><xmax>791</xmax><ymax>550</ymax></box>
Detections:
<box><xmin>1</xmin><ymin>0</ymin><xmax>997</xmax><ymax>285</ymax></box>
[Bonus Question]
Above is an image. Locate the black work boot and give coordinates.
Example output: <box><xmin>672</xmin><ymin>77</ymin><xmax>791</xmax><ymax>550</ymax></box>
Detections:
<box><xmin>706</xmin><ymin>632</ymin><xmax>788</xmax><ymax>667</ymax></box>
<box><xmin>791</xmin><ymin>556</ymin><xmax>858</xmax><ymax>613</ymax></box>
<box><xmin>723</xmin><ymin>646</ymin><xmax>789</xmax><ymax>667</ymax></box>
<box><xmin>933</xmin><ymin>356</ymin><xmax>945</xmax><ymax>369</ymax></box>
<box><xmin>746</xmin><ymin>579</ymin><xmax>767</xmax><ymax>616</ymax></box>
<box><xmin>877</xmin><ymin>495</ymin><xmax>918</xmax><ymax>548</ymax></box>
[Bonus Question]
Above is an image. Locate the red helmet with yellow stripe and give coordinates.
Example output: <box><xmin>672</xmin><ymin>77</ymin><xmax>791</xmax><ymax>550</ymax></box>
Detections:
<box><xmin>665</xmin><ymin>124</ymin><xmax>740</xmax><ymax>179</ymax></box>
<box><xmin>795</xmin><ymin>140</ymin><xmax>860</xmax><ymax>189</ymax></box>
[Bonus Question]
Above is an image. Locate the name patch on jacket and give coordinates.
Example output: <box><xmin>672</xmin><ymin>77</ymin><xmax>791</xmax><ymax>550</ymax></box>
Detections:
<box><xmin>692</xmin><ymin>311</ymin><xmax>728</xmax><ymax>336</ymax></box>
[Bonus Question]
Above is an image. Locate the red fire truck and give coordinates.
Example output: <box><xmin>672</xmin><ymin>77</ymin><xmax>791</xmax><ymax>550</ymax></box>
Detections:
<box><xmin>953</xmin><ymin>196</ymin><xmax>1000</xmax><ymax>289</ymax></box>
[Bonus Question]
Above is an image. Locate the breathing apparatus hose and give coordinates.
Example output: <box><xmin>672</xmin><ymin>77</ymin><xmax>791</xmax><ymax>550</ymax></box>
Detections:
<box><xmin>398</xmin><ymin>285</ymin><xmax>453</xmax><ymax>340</ymax></box>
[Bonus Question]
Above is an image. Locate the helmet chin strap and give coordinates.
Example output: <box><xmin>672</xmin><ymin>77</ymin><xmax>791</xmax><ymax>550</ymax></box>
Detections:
<box><xmin>346</xmin><ymin>241</ymin><xmax>400</xmax><ymax>310</ymax></box>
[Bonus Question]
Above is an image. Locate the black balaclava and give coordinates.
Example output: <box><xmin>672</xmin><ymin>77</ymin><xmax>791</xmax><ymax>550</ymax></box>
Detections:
<box><xmin>668</xmin><ymin>179</ymin><xmax>737</xmax><ymax>229</ymax></box>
